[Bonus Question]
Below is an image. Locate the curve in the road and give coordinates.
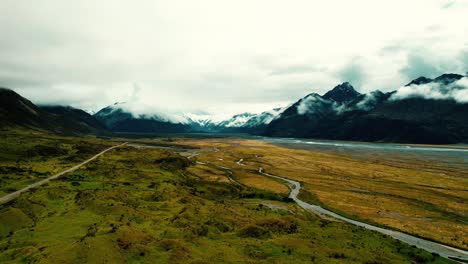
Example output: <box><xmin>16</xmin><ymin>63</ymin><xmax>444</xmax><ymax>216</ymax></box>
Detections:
<box><xmin>0</xmin><ymin>142</ymin><xmax>127</xmax><ymax>204</ymax></box>
<box><xmin>257</xmin><ymin>167</ymin><xmax>468</xmax><ymax>263</ymax></box>
<box><xmin>124</xmin><ymin>143</ymin><xmax>468</xmax><ymax>262</ymax></box>
<box><xmin>236</xmin><ymin>158</ymin><xmax>246</xmax><ymax>166</ymax></box>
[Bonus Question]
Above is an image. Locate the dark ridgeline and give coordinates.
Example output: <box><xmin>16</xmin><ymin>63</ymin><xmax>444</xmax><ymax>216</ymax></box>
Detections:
<box><xmin>0</xmin><ymin>87</ymin><xmax>107</xmax><ymax>135</ymax></box>
<box><xmin>264</xmin><ymin>73</ymin><xmax>468</xmax><ymax>144</ymax></box>
<box><xmin>94</xmin><ymin>103</ymin><xmax>191</xmax><ymax>133</ymax></box>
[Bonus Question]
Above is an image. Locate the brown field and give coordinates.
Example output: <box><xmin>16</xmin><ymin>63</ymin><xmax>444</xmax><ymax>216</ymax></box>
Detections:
<box><xmin>234</xmin><ymin>170</ymin><xmax>289</xmax><ymax>195</ymax></box>
<box><xmin>3</xmin><ymin>132</ymin><xmax>451</xmax><ymax>263</ymax></box>
<box><xmin>166</xmin><ymin>138</ymin><xmax>468</xmax><ymax>250</ymax></box>
<box><xmin>187</xmin><ymin>164</ymin><xmax>231</xmax><ymax>184</ymax></box>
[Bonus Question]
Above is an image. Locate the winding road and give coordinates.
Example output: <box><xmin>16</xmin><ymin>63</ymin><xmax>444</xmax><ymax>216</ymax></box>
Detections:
<box><xmin>3</xmin><ymin>141</ymin><xmax>465</xmax><ymax>262</ymax></box>
<box><xmin>120</xmin><ymin>143</ymin><xmax>468</xmax><ymax>262</ymax></box>
<box><xmin>257</xmin><ymin>167</ymin><xmax>468</xmax><ymax>263</ymax></box>
<box><xmin>193</xmin><ymin>150</ymin><xmax>468</xmax><ymax>262</ymax></box>
<box><xmin>0</xmin><ymin>142</ymin><xmax>127</xmax><ymax>204</ymax></box>
<box><xmin>236</xmin><ymin>158</ymin><xmax>246</xmax><ymax>166</ymax></box>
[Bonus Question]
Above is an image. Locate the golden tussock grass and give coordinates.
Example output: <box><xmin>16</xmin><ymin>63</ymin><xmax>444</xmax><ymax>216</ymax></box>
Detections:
<box><xmin>176</xmin><ymin>138</ymin><xmax>468</xmax><ymax>250</ymax></box>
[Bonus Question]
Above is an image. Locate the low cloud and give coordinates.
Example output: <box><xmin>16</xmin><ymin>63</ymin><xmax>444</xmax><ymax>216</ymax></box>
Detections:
<box><xmin>1</xmin><ymin>0</ymin><xmax>468</xmax><ymax>119</ymax></box>
<box><xmin>297</xmin><ymin>94</ymin><xmax>334</xmax><ymax>115</ymax></box>
<box><xmin>441</xmin><ymin>0</ymin><xmax>456</xmax><ymax>9</ymax></box>
<box><xmin>391</xmin><ymin>77</ymin><xmax>468</xmax><ymax>102</ymax></box>
<box><xmin>355</xmin><ymin>91</ymin><xmax>384</xmax><ymax>111</ymax></box>
<box><xmin>105</xmin><ymin>102</ymin><xmax>194</xmax><ymax>124</ymax></box>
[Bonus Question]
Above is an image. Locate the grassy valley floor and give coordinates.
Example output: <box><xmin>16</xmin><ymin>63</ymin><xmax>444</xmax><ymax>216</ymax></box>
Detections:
<box><xmin>0</xmin><ymin>130</ymin><xmax>460</xmax><ymax>263</ymax></box>
<box><xmin>173</xmin><ymin>138</ymin><xmax>468</xmax><ymax>251</ymax></box>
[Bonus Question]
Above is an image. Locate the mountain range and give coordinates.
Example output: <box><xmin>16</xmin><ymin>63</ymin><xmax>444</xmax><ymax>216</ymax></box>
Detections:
<box><xmin>1</xmin><ymin>72</ymin><xmax>467</xmax><ymax>143</ymax></box>
<box><xmin>0</xmin><ymin>88</ymin><xmax>107</xmax><ymax>135</ymax></box>
<box><xmin>265</xmin><ymin>73</ymin><xmax>468</xmax><ymax>143</ymax></box>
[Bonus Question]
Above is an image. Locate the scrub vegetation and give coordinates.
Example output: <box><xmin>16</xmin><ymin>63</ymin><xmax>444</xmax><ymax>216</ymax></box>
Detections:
<box><xmin>0</xmin><ymin>129</ymin><xmax>113</xmax><ymax>196</ymax></box>
<box><xmin>0</xmin><ymin>130</ymin><xmax>457</xmax><ymax>263</ymax></box>
<box><xmin>175</xmin><ymin>138</ymin><xmax>467</xmax><ymax>251</ymax></box>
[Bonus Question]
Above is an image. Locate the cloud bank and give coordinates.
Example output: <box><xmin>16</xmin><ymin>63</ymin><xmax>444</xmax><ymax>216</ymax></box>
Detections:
<box><xmin>391</xmin><ymin>77</ymin><xmax>468</xmax><ymax>103</ymax></box>
<box><xmin>0</xmin><ymin>0</ymin><xmax>468</xmax><ymax>117</ymax></box>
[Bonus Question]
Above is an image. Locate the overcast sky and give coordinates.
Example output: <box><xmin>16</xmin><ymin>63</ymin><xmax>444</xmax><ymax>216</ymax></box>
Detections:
<box><xmin>1</xmin><ymin>0</ymin><xmax>467</xmax><ymax>118</ymax></box>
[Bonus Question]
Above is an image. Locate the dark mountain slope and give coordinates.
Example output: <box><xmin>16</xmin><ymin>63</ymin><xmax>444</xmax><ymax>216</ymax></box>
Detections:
<box><xmin>265</xmin><ymin>84</ymin><xmax>358</xmax><ymax>138</ymax></box>
<box><xmin>0</xmin><ymin>87</ymin><xmax>50</xmax><ymax>128</ymax></box>
<box><xmin>322</xmin><ymin>82</ymin><xmax>360</xmax><ymax>103</ymax></box>
<box><xmin>40</xmin><ymin>105</ymin><xmax>108</xmax><ymax>134</ymax></box>
<box><xmin>264</xmin><ymin>74</ymin><xmax>468</xmax><ymax>144</ymax></box>
<box><xmin>0</xmin><ymin>87</ymin><xmax>107</xmax><ymax>135</ymax></box>
<box><xmin>94</xmin><ymin>104</ymin><xmax>191</xmax><ymax>133</ymax></box>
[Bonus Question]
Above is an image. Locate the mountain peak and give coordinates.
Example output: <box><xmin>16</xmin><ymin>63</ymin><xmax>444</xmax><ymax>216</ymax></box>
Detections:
<box><xmin>233</xmin><ymin>112</ymin><xmax>255</xmax><ymax>118</ymax></box>
<box><xmin>406</xmin><ymin>73</ymin><xmax>464</xmax><ymax>86</ymax></box>
<box><xmin>322</xmin><ymin>82</ymin><xmax>360</xmax><ymax>103</ymax></box>
<box><xmin>303</xmin><ymin>93</ymin><xmax>322</xmax><ymax>99</ymax></box>
<box><xmin>434</xmin><ymin>73</ymin><xmax>464</xmax><ymax>85</ymax></box>
<box><xmin>406</xmin><ymin>76</ymin><xmax>433</xmax><ymax>86</ymax></box>
<box><xmin>0</xmin><ymin>87</ymin><xmax>21</xmax><ymax>98</ymax></box>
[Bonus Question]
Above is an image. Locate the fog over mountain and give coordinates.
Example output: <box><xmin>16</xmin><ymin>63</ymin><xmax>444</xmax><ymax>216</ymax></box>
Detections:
<box><xmin>391</xmin><ymin>75</ymin><xmax>468</xmax><ymax>102</ymax></box>
<box><xmin>1</xmin><ymin>0</ymin><xmax>468</xmax><ymax>119</ymax></box>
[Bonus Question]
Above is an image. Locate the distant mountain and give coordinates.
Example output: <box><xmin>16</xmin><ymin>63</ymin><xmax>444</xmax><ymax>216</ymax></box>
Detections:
<box><xmin>40</xmin><ymin>105</ymin><xmax>107</xmax><ymax>134</ymax></box>
<box><xmin>91</xmin><ymin>73</ymin><xmax>468</xmax><ymax>143</ymax></box>
<box><xmin>0</xmin><ymin>87</ymin><xmax>107</xmax><ymax>135</ymax></box>
<box><xmin>5</xmin><ymin>71</ymin><xmax>464</xmax><ymax>143</ymax></box>
<box><xmin>433</xmin><ymin>73</ymin><xmax>464</xmax><ymax>85</ymax></box>
<box><xmin>265</xmin><ymin>86</ymin><xmax>349</xmax><ymax>139</ymax></box>
<box><xmin>216</xmin><ymin>112</ymin><xmax>257</xmax><ymax>128</ymax></box>
<box><xmin>406</xmin><ymin>77</ymin><xmax>430</xmax><ymax>86</ymax></box>
<box><xmin>264</xmin><ymin>74</ymin><xmax>468</xmax><ymax>143</ymax></box>
<box><xmin>406</xmin><ymin>73</ymin><xmax>464</xmax><ymax>86</ymax></box>
<box><xmin>94</xmin><ymin>103</ymin><xmax>191</xmax><ymax>133</ymax></box>
<box><xmin>210</xmin><ymin>107</ymin><xmax>286</xmax><ymax>134</ymax></box>
<box><xmin>243</xmin><ymin>108</ymin><xmax>285</xmax><ymax>127</ymax></box>
<box><xmin>93</xmin><ymin>102</ymin><xmax>287</xmax><ymax>134</ymax></box>
<box><xmin>322</xmin><ymin>82</ymin><xmax>360</xmax><ymax>103</ymax></box>
<box><xmin>0</xmin><ymin>87</ymin><xmax>50</xmax><ymax>128</ymax></box>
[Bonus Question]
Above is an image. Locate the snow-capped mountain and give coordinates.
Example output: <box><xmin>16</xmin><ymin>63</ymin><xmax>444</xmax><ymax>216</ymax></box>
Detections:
<box><xmin>94</xmin><ymin>101</ymin><xmax>287</xmax><ymax>133</ymax></box>
<box><xmin>216</xmin><ymin>113</ymin><xmax>257</xmax><ymax>127</ymax></box>
<box><xmin>93</xmin><ymin>72</ymin><xmax>468</xmax><ymax>140</ymax></box>
<box><xmin>242</xmin><ymin>107</ymin><xmax>286</xmax><ymax>127</ymax></box>
<box><xmin>322</xmin><ymin>82</ymin><xmax>360</xmax><ymax>104</ymax></box>
<box><xmin>94</xmin><ymin>103</ymin><xmax>192</xmax><ymax>133</ymax></box>
<box><xmin>265</xmin><ymin>73</ymin><xmax>468</xmax><ymax>143</ymax></box>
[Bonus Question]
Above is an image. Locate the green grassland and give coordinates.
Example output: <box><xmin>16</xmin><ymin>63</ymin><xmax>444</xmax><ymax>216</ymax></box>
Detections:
<box><xmin>0</xmin><ymin>129</ymin><xmax>114</xmax><ymax>196</ymax></box>
<box><xmin>0</xmin><ymin>131</ymin><xmax>453</xmax><ymax>263</ymax></box>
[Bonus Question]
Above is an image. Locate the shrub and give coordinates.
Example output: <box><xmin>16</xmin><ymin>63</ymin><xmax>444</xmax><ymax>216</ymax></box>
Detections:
<box><xmin>238</xmin><ymin>224</ymin><xmax>270</xmax><ymax>239</ymax></box>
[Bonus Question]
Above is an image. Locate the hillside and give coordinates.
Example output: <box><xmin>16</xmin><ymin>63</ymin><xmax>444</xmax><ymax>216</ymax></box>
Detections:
<box><xmin>264</xmin><ymin>74</ymin><xmax>468</xmax><ymax>144</ymax></box>
<box><xmin>0</xmin><ymin>88</ymin><xmax>107</xmax><ymax>135</ymax></box>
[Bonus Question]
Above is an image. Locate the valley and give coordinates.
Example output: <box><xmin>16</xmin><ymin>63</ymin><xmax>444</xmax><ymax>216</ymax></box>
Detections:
<box><xmin>173</xmin><ymin>138</ymin><xmax>467</xmax><ymax>251</ymax></box>
<box><xmin>1</xmin><ymin>73</ymin><xmax>467</xmax><ymax>263</ymax></box>
<box><xmin>0</xmin><ymin>129</ymin><xmax>466</xmax><ymax>263</ymax></box>
<box><xmin>2</xmin><ymin>2</ymin><xmax>468</xmax><ymax>263</ymax></box>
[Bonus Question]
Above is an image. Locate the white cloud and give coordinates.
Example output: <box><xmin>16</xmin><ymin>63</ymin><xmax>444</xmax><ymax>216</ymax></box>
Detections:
<box><xmin>391</xmin><ymin>77</ymin><xmax>468</xmax><ymax>103</ymax></box>
<box><xmin>297</xmin><ymin>94</ymin><xmax>332</xmax><ymax>115</ymax></box>
<box><xmin>355</xmin><ymin>91</ymin><xmax>383</xmax><ymax>111</ymax></box>
<box><xmin>1</xmin><ymin>0</ymin><xmax>467</xmax><ymax>117</ymax></box>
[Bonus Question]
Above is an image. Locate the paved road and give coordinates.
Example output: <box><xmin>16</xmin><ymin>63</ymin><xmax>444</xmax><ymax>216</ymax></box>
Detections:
<box><xmin>0</xmin><ymin>142</ymin><xmax>127</xmax><ymax>204</ymax></box>
<box><xmin>258</xmin><ymin>167</ymin><xmax>468</xmax><ymax>263</ymax></box>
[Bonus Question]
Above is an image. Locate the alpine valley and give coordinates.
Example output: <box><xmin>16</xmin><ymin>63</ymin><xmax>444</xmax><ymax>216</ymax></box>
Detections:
<box><xmin>2</xmin><ymin>72</ymin><xmax>468</xmax><ymax>144</ymax></box>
